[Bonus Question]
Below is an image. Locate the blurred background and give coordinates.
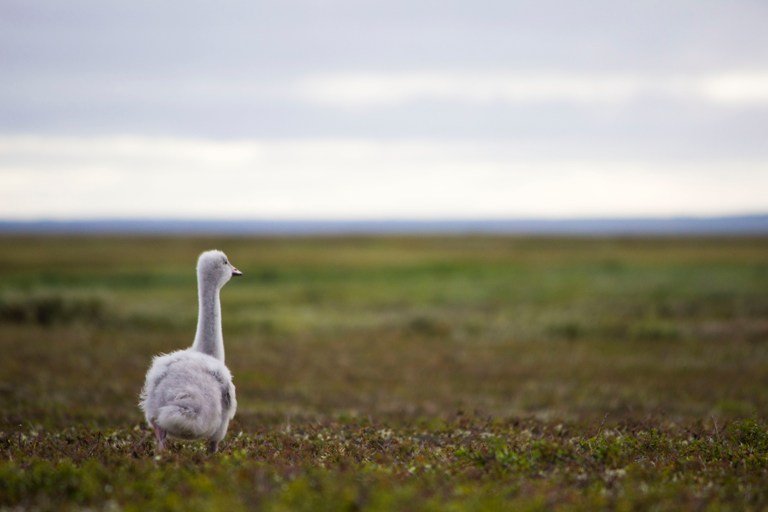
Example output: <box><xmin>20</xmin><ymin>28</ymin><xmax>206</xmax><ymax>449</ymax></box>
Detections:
<box><xmin>1</xmin><ymin>0</ymin><xmax>768</xmax><ymax>428</ymax></box>
<box><xmin>1</xmin><ymin>0</ymin><xmax>767</xmax><ymax>222</ymax></box>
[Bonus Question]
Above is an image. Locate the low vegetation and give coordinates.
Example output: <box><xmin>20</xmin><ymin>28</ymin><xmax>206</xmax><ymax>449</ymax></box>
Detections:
<box><xmin>1</xmin><ymin>235</ymin><xmax>766</xmax><ymax>510</ymax></box>
<box><xmin>0</xmin><ymin>289</ymin><xmax>108</xmax><ymax>327</ymax></box>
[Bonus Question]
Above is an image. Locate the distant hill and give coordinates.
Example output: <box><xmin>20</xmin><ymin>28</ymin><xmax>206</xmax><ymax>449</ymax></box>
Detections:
<box><xmin>1</xmin><ymin>215</ymin><xmax>767</xmax><ymax>235</ymax></box>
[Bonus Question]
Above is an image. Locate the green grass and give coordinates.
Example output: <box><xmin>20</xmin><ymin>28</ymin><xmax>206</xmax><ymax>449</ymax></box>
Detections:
<box><xmin>1</xmin><ymin>235</ymin><xmax>767</xmax><ymax>510</ymax></box>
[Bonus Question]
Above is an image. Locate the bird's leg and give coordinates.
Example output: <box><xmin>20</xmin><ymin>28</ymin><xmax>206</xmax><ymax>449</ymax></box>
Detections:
<box><xmin>207</xmin><ymin>440</ymin><xmax>219</xmax><ymax>454</ymax></box>
<box><xmin>151</xmin><ymin>420</ymin><xmax>167</xmax><ymax>452</ymax></box>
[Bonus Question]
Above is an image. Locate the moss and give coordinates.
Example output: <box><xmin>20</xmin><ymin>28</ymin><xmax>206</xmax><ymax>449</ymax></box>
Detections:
<box><xmin>2</xmin><ymin>421</ymin><xmax>768</xmax><ymax>510</ymax></box>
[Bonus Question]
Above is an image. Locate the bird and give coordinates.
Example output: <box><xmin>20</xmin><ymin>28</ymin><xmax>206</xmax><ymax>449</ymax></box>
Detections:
<box><xmin>139</xmin><ymin>250</ymin><xmax>242</xmax><ymax>453</ymax></box>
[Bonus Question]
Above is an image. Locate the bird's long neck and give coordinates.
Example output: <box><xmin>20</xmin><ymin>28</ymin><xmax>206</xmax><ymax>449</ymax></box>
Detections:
<box><xmin>192</xmin><ymin>275</ymin><xmax>225</xmax><ymax>361</ymax></box>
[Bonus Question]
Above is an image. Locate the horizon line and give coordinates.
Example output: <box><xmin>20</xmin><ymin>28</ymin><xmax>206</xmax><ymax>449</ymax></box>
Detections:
<box><xmin>1</xmin><ymin>214</ymin><xmax>767</xmax><ymax>236</ymax></box>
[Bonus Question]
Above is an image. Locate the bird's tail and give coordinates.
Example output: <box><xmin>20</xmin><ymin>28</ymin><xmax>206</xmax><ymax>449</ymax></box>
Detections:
<box><xmin>155</xmin><ymin>393</ymin><xmax>212</xmax><ymax>439</ymax></box>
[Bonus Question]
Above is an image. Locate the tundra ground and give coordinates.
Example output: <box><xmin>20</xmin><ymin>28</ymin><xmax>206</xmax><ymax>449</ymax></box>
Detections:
<box><xmin>1</xmin><ymin>236</ymin><xmax>767</xmax><ymax>510</ymax></box>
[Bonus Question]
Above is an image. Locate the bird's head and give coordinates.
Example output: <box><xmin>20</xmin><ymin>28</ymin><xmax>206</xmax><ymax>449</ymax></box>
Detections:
<box><xmin>197</xmin><ymin>250</ymin><xmax>242</xmax><ymax>289</ymax></box>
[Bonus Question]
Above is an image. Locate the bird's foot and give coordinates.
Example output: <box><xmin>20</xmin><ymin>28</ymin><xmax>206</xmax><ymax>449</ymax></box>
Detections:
<box><xmin>151</xmin><ymin>420</ymin><xmax>167</xmax><ymax>453</ymax></box>
<box><xmin>207</xmin><ymin>440</ymin><xmax>219</xmax><ymax>454</ymax></box>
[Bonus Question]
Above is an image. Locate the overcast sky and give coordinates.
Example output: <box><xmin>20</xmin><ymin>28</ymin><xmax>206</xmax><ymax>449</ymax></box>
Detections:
<box><xmin>1</xmin><ymin>0</ymin><xmax>767</xmax><ymax>219</ymax></box>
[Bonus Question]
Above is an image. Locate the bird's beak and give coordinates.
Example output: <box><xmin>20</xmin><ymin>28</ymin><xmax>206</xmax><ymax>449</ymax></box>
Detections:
<box><xmin>231</xmin><ymin>266</ymin><xmax>243</xmax><ymax>277</ymax></box>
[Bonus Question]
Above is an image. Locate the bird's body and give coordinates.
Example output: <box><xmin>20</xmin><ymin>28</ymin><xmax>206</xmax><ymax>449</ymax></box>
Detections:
<box><xmin>139</xmin><ymin>250</ymin><xmax>242</xmax><ymax>453</ymax></box>
<box><xmin>140</xmin><ymin>350</ymin><xmax>236</xmax><ymax>445</ymax></box>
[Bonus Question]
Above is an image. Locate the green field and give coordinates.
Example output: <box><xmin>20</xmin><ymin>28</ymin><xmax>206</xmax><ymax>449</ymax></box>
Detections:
<box><xmin>1</xmin><ymin>235</ymin><xmax>767</xmax><ymax>510</ymax></box>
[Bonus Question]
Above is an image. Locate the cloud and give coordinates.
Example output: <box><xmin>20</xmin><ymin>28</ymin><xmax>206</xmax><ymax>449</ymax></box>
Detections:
<box><xmin>294</xmin><ymin>71</ymin><xmax>768</xmax><ymax>107</ymax></box>
<box><xmin>1</xmin><ymin>135</ymin><xmax>766</xmax><ymax>219</ymax></box>
<box><xmin>699</xmin><ymin>72</ymin><xmax>768</xmax><ymax>104</ymax></box>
